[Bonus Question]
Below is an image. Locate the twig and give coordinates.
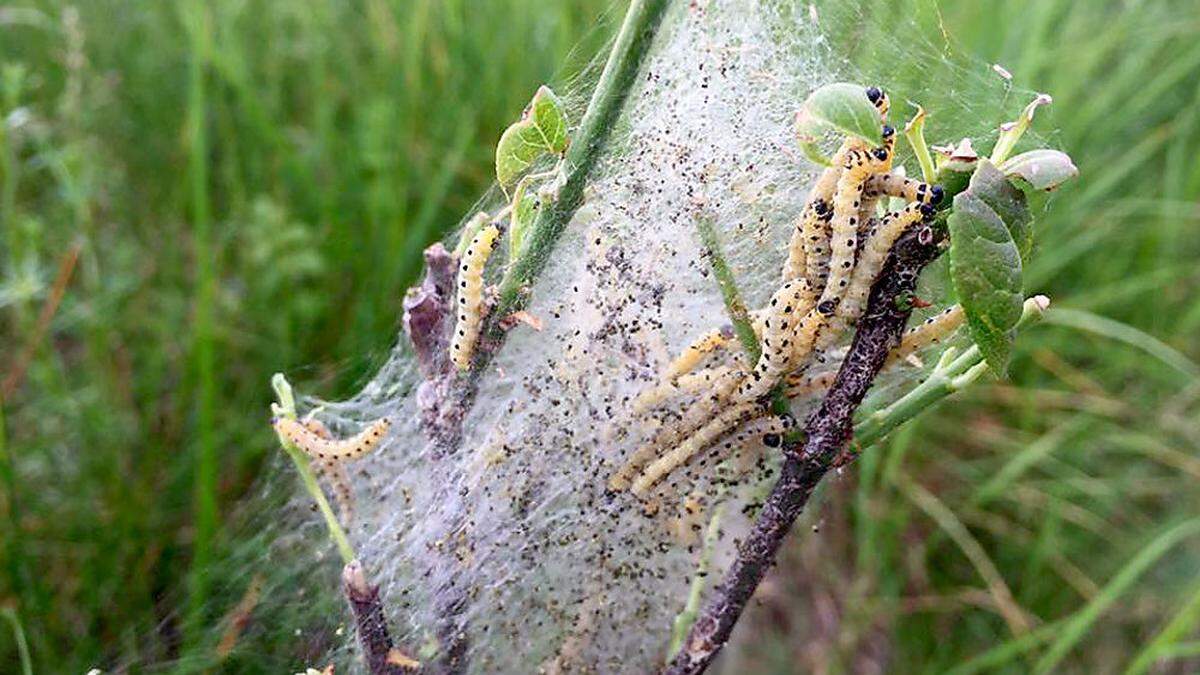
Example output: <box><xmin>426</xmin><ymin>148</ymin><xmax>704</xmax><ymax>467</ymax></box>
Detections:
<box><xmin>343</xmin><ymin>561</ymin><xmax>419</xmax><ymax>674</ymax></box>
<box><xmin>2</xmin><ymin>239</ymin><xmax>81</xmax><ymax>399</ymax></box>
<box><xmin>663</xmin><ymin>223</ymin><xmax>944</xmax><ymax>674</ymax></box>
<box><xmin>403</xmin><ymin>4</ymin><xmax>670</xmax><ymax>672</ymax></box>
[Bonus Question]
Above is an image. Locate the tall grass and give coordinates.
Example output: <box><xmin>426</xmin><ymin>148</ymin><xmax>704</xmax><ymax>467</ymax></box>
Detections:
<box><xmin>0</xmin><ymin>0</ymin><xmax>1197</xmax><ymax>672</ymax></box>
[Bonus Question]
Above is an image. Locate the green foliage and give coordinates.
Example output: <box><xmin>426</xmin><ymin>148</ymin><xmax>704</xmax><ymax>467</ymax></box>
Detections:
<box><xmin>495</xmin><ymin>85</ymin><xmax>569</xmax><ymax>190</ymax></box>
<box><xmin>948</xmin><ymin>162</ymin><xmax>1026</xmax><ymax>375</ymax></box>
<box><xmin>1</xmin><ymin>0</ymin><xmax>1199</xmax><ymax>673</ymax></box>
<box><xmin>796</xmin><ymin>82</ymin><xmax>884</xmax><ymax>145</ymax></box>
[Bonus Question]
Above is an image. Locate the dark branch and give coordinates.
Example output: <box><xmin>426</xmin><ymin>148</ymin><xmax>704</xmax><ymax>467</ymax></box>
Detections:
<box><xmin>663</xmin><ymin>224</ymin><xmax>945</xmax><ymax>674</ymax></box>
<box><xmin>343</xmin><ymin>560</ymin><xmax>419</xmax><ymax>674</ymax></box>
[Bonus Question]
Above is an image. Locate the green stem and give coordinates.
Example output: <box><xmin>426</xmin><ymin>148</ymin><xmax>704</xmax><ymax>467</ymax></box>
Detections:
<box><xmin>184</xmin><ymin>0</ymin><xmax>218</xmax><ymax>644</ymax></box>
<box><xmin>271</xmin><ymin>374</ymin><xmax>356</xmax><ymax>565</ymax></box>
<box><xmin>668</xmin><ymin>499</ymin><xmax>724</xmax><ymax>659</ymax></box>
<box><xmin>0</xmin><ymin>607</ymin><xmax>32</xmax><ymax>675</ymax></box>
<box><xmin>853</xmin><ymin>296</ymin><xmax>1048</xmax><ymax>448</ymax></box>
<box><xmin>903</xmin><ymin>105</ymin><xmax>936</xmax><ymax>184</ymax></box>
<box><xmin>695</xmin><ymin>216</ymin><xmax>759</xmax><ymax>359</ymax></box>
<box><xmin>489</xmin><ymin>0</ymin><xmax>669</xmax><ymax>330</ymax></box>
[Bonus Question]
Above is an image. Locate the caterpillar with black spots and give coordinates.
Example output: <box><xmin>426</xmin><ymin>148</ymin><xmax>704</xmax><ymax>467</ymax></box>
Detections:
<box><xmin>819</xmin><ymin>124</ymin><xmax>895</xmax><ymax>307</ymax></box>
<box><xmin>450</xmin><ymin>224</ymin><xmax>502</xmax><ymax>371</ymax></box>
<box><xmin>736</xmin><ymin>278</ymin><xmax>815</xmax><ymax>401</ymax></box>
<box><xmin>273</xmin><ymin>416</ymin><xmax>392</xmax><ymax>463</ymax></box>
<box><xmin>884</xmin><ymin>305</ymin><xmax>964</xmax><ymax>368</ymax></box>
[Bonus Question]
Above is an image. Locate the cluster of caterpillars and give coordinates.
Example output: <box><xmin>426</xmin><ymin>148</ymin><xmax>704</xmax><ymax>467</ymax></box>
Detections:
<box><xmin>273</xmin><ymin>415</ymin><xmax>392</xmax><ymax>524</ymax></box>
<box><xmin>614</xmin><ymin>86</ymin><xmax>965</xmax><ymax>498</ymax></box>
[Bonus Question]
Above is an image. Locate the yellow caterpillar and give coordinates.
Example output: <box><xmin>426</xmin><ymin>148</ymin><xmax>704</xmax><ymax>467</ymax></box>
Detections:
<box><xmin>449</xmin><ymin>224</ymin><xmax>502</xmax><ymax>371</ymax></box>
<box><xmin>784</xmin><ymin>370</ymin><xmax>837</xmax><ymax>398</ymax></box>
<box><xmin>631</xmin><ymin>401</ymin><xmax>762</xmax><ymax>496</ymax></box>
<box><xmin>820</xmin><ymin>125</ymin><xmax>895</xmax><ymax>305</ymax></box>
<box><xmin>633</xmin><ymin>364</ymin><xmax>737</xmax><ymax>414</ymax></box>
<box><xmin>736</xmin><ymin>279</ymin><xmax>815</xmax><ymax>401</ymax></box>
<box><xmin>273</xmin><ymin>416</ymin><xmax>392</xmax><ymax>463</ymax></box>
<box><xmin>864</xmin><ymin>173</ymin><xmax>944</xmax><ymax>206</ymax></box>
<box><xmin>663</xmin><ymin>326</ymin><xmax>735</xmax><ymax>380</ymax></box>
<box><xmin>298</xmin><ymin>417</ymin><xmax>356</xmax><ymax>525</ymax></box>
<box><xmin>786</xmin><ymin>86</ymin><xmax>889</xmax><ymax>289</ymax></box>
<box><xmin>884</xmin><ymin>305</ymin><xmax>964</xmax><ymax>367</ymax></box>
<box><xmin>611</xmin><ymin>367</ymin><xmax>744</xmax><ymax>492</ymax></box>
<box><xmin>839</xmin><ymin>202</ymin><xmax>935</xmax><ymax>325</ymax></box>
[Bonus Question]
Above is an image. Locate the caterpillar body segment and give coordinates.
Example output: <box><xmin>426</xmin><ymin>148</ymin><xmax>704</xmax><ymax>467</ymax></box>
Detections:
<box><xmin>865</xmin><ymin>86</ymin><xmax>890</xmax><ymax>122</ymax></box>
<box><xmin>885</xmin><ymin>305</ymin><xmax>965</xmax><ymax>367</ymax></box>
<box><xmin>839</xmin><ymin>202</ymin><xmax>936</xmax><ymax>325</ymax></box>
<box><xmin>864</xmin><ymin>173</ymin><xmax>945</xmax><ymax>207</ymax></box>
<box><xmin>720</xmin><ymin>413</ymin><xmax>796</xmax><ymax>454</ymax></box>
<box><xmin>736</xmin><ymin>279</ymin><xmax>815</xmax><ymax>401</ymax></box>
<box><xmin>450</xmin><ymin>223</ymin><xmax>502</xmax><ymax>371</ymax></box>
<box><xmin>633</xmin><ymin>365</ymin><xmax>736</xmax><ymax>414</ymax></box>
<box><xmin>800</xmin><ymin>199</ymin><xmax>834</xmax><ymax>290</ymax></box>
<box><xmin>631</xmin><ymin>401</ymin><xmax>762</xmax><ymax>496</ymax></box>
<box><xmin>820</xmin><ymin>125</ymin><xmax>895</xmax><ymax>307</ymax></box>
<box><xmin>611</xmin><ymin>368</ymin><xmax>744</xmax><ymax>492</ymax></box>
<box><xmin>313</xmin><ymin>458</ymin><xmax>356</xmax><ymax>524</ymax></box>
<box><xmin>273</xmin><ymin>416</ymin><xmax>392</xmax><ymax>463</ymax></box>
<box><xmin>663</xmin><ymin>326</ymin><xmax>735</xmax><ymax>381</ymax></box>
<box><xmin>784</xmin><ymin>370</ymin><xmax>837</xmax><ymax>398</ymax></box>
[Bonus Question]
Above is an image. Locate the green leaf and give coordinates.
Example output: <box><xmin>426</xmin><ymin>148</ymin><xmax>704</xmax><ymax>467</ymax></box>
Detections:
<box><xmin>968</xmin><ymin>160</ymin><xmax>1033</xmax><ymax>260</ymax></box>
<box><xmin>949</xmin><ymin>184</ymin><xmax>1024</xmax><ymax>376</ymax></box>
<box><xmin>509</xmin><ymin>178</ymin><xmax>541</xmax><ymax>259</ymax></box>
<box><xmin>795</xmin><ymin>82</ymin><xmax>882</xmax><ymax>146</ymax></box>
<box><xmin>495</xmin><ymin>85</ymin><xmax>569</xmax><ymax>189</ymax></box>
<box><xmin>1001</xmin><ymin>149</ymin><xmax>1079</xmax><ymax>192</ymax></box>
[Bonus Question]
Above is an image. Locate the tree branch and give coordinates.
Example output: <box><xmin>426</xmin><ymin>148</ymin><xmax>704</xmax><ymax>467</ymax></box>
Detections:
<box><xmin>663</xmin><ymin>223</ymin><xmax>945</xmax><ymax>674</ymax></box>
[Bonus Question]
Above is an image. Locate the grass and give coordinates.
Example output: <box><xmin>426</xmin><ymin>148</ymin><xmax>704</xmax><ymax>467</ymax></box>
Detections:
<box><xmin>1</xmin><ymin>0</ymin><xmax>1198</xmax><ymax>672</ymax></box>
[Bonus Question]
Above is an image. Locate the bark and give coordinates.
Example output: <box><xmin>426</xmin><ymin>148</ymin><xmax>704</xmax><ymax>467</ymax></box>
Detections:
<box><xmin>663</xmin><ymin>224</ymin><xmax>944</xmax><ymax>674</ymax></box>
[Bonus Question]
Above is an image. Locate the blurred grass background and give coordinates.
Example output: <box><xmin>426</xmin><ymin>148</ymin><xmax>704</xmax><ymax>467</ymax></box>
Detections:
<box><xmin>1</xmin><ymin>0</ymin><xmax>1198</xmax><ymax>672</ymax></box>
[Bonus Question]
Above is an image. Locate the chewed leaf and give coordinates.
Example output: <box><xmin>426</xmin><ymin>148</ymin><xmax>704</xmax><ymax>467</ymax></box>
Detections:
<box><xmin>495</xmin><ymin>85</ymin><xmax>569</xmax><ymax>189</ymax></box>
<box><xmin>795</xmin><ymin>82</ymin><xmax>882</xmax><ymax>146</ymax></box>
<box><xmin>1001</xmin><ymin>149</ymin><xmax>1079</xmax><ymax>191</ymax></box>
<box><xmin>949</xmin><ymin>188</ymin><xmax>1024</xmax><ymax>376</ymax></box>
<box><xmin>531</xmin><ymin>86</ymin><xmax>569</xmax><ymax>153</ymax></box>
<box><xmin>968</xmin><ymin>160</ymin><xmax>1033</xmax><ymax>260</ymax></box>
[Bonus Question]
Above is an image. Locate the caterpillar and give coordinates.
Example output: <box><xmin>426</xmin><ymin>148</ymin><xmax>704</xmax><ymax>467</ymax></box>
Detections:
<box><xmin>631</xmin><ymin>401</ymin><xmax>762</xmax><ymax>496</ymax></box>
<box><xmin>864</xmin><ymin>173</ymin><xmax>945</xmax><ymax>206</ymax></box>
<box><xmin>298</xmin><ymin>417</ymin><xmax>356</xmax><ymax>524</ymax></box>
<box><xmin>449</xmin><ymin>224</ymin><xmax>502</xmax><ymax>371</ymax></box>
<box><xmin>611</xmin><ymin>367</ymin><xmax>745</xmax><ymax>492</ymax></box>
<box><xmin>800</xmin><ymin>199</ymin><xmax>834</xmax><ymax>289</ymax></box>
<box><xmin>855</xmin><ymin>87</ymin><xmax>893</xmax><ymax>222</ymax></box>
<box><xmin>719</xmin><ymin>413</ymin><xmax>796</xmax><ymax>456</ymax></box>
<box><xmin>633</xmin><ymin>364</ymin><xmax>736</xmax><ymax>414</ymax></box>
<box><xmin>884</xmin><ymin>305</ymin><xmax>964</xmax><ymax>368</ymax></box>
<box><xmin>273</xmin><ymin>416</ymin><xmax>392</xmax><ymax>463</ymax></box>
<box><xmin>663</xmin><ymin>326</ymin><xmax>735</xmax><ymax>381</ymax></box>
<box><xmin>838</xmin><ymin>202</ymin><xmax>936</xmax><ymax>326</ymax></box>
<box><xmin>784</xmin><ymin>370</ymin><xmax>837</xmax><ymax>398</ymax></box>
<box><xmin>788</xmin><ymin>86</ymin><xmax>888</xmax><ymax>289</ymax></box>
<box><xmin>819</xmin><ymin>125</ymin><xmax>895</xmax><ymax>306</ymax></box>
<box><xmin>736</xmin><ymin>279</ymin><xmax>815</xmax><ymax>401</ymax></box>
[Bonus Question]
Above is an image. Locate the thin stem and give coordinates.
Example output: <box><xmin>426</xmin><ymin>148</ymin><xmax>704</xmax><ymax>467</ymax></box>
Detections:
<box><xmin>903</xmin><ymin>105</ymin><xmax>936</xmax><ymax>184</ymax></box>
<box><xmin>669</xmin><ymin>499</ymin><xmax>725</xmax><ymax>659</ymax></box>
<box><xmin>695</xmin><ymin>216</ymin><xmax>759</xmax><ymax>359</ymax></box>
<box><xmin>0</xmin><ymin>607</ymin><xmax>32</xmax><ymax>675</ymax></box>
<box><xmin>854</xmin><ymin>295</ymin><xmax>1049</xmax><ymax>448</ymax></box>
<box><xmin>489</xmin><ymin>0</ymin><xmax>670</xmax><ymax>334</ymax></box>
<box><xmin>270</xmin><ymin>374</ymin><xmax>355</xmax><ymax>565</ymax></box>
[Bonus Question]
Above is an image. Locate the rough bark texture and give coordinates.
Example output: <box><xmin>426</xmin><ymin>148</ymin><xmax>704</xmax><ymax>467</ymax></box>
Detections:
<box><xmin>343</xmin><ymin>561</ymin><xmax>417</xmax><ymax>674</ymax></box>
<box><xmin>663</xmin><ymin>225</ymin><xmax>944</xmax><ymax>675</ymax></box>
